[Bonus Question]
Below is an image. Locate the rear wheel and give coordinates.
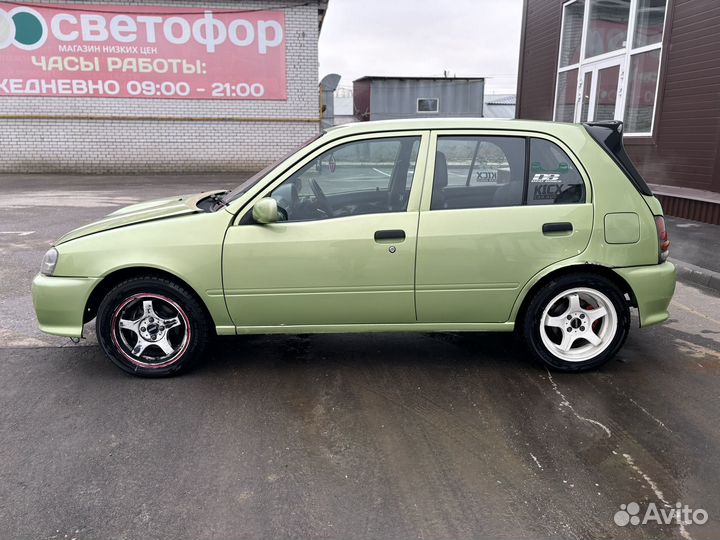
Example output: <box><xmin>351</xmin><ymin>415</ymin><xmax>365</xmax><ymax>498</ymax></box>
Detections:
<box><xmin>96</xmin><ymin>277</ymin><xmax>209</xmax><ymax>377</ymax></box>
<box><xmin>522</xmin><ymin>273</ymin><xmax>630</xmax><ymax>372</ymax></box>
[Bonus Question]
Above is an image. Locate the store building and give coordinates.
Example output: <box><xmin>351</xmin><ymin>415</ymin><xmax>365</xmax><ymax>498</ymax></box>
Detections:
<box><xmin>516</xmin><ymin>0</ymin><xmax>720</xmax><ymax>224</ymax></box>
<box><xmin>353</xmin><ymin>76</ymin><xmax>485</xmax><ymax>121</ymax></box>
<box><xmin>0</xmin><ymin>0</ymin><xmax>328</xmax><ymax>173</ymax></box>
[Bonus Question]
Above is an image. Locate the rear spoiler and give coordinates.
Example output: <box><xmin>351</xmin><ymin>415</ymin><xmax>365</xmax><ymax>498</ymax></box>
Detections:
<box><xmin>582</xmin><ymin>121</ymin><xmax>653</xmax><ymax>196</ymax></box>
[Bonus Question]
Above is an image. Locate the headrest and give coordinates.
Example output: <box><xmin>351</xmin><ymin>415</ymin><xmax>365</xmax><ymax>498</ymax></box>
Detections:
<box><xmin>435</xmin><ymin>151</ymin><xmax>448</xmax><ymax>189</ymax></box>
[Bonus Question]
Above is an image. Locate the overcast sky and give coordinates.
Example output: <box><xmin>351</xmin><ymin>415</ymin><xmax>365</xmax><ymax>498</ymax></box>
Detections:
<box><xmin>318</xmin><ymin>0</ymin><xmax>523</xmax><ymax>95</ymax></box>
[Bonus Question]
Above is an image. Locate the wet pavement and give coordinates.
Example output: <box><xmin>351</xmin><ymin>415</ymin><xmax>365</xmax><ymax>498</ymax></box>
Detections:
<box><xmin>1</xmin><ymin>174</ymin><xmax>720</xmax><ymax>539</ymax></box>
<box><xmin>666</xmin><ymin>216</ymin><xmax>720</xmax><ymax>275</ymax></box>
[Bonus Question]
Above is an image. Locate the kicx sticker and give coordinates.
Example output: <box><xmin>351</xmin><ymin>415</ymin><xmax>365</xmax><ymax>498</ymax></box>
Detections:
<box><xmin>533</xmin><ymin>184</ymin><xmax>563</xmax><ymax>200</ymax></box>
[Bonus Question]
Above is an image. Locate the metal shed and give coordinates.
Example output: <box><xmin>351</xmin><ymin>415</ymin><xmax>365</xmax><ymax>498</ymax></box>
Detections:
<box><xmin>353</xmin><ymin>76</ymin><xmax>485</xmax><ymax>121</ymax></box>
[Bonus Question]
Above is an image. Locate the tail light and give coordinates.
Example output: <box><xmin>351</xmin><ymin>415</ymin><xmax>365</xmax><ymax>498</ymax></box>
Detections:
<box><xmin>655</xmin><ymin>216</ymin><xmax>669</xmax><ymax>262</ymax></box>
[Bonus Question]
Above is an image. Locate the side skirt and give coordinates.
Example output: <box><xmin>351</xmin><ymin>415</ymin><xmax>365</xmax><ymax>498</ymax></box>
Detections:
<box><xmin>220</xmin><ymin>322</ymin><xmax>516</xmax><ymax>335</ymax></box>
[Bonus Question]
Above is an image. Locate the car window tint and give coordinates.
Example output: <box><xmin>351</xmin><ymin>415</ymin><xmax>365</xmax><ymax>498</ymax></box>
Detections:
<box><xmin>432</xmin><ymin>136</ymin><xmax>526</xmax><ymax>210</ymax></box>
<box><xmin>270</xmin><ymin>136</ymin><xmax>421</xmax><ymax>222</ymax></box>
<box><xmin>527</xmin><ymin>139</ymin><xmax>586</xmax><ymax>205</ymax></box>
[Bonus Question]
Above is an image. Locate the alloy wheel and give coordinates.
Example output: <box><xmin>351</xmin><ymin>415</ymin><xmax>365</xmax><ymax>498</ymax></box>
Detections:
<box><xmin>110</xmin><ymin>293</ymin><xmax>191</xmax><ymax>369</ymax></box>
<box><xmin>539</xmin><ymin>287</ymin><xmax>618</xmax><ymax>362</ymax></box>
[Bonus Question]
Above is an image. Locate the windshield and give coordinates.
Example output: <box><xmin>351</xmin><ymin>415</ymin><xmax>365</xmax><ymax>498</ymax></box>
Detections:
<box><xmin>222</xmin><ymin>133</ymin><xmax>324</xmax><ymax>203</ymax></box>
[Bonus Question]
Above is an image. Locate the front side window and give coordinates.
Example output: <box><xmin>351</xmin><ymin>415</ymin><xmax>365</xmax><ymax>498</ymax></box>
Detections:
<box><xmin>553</xmin><ymin>0</ymin><xmax>667</xmax><ymax>136</ymax></box>
<box><xmin>269</xmin><ymin>136</ymin><xmax>420</xmax><ymax>222</ymax></box>
<box><xmin>527</xmin><ymin>139</ymin><xmax>585</xmax><ymax>205</ymax></box>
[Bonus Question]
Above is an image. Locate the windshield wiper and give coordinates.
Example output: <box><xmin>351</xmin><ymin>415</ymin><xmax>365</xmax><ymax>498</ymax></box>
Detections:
<box><xmin>209</xmin><ymin>192</ymin><xmax>229</xmax><ymax>209</ymax></box>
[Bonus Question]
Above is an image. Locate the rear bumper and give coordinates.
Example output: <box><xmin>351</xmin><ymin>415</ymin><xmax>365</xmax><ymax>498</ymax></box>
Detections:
<box><xmin>31</xmin><ymin>274</ymin><xmax>100</xmax><ymax>338</ymax></box>
<box><xmin>614</xmin><ymin>262</ymin><xmax>676</xmax><ymax>328</ymax></box>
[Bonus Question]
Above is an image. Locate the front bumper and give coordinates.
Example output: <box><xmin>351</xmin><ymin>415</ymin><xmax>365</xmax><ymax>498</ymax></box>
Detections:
<box><xmin>32</xmin><ymin>274</ymin><xmax>100</xmax><ymax>338</ymax></box>
<box><xmin>614</xmin><ymin>262</ymin><xmax>676</xmax><ymax>328</ymax></box>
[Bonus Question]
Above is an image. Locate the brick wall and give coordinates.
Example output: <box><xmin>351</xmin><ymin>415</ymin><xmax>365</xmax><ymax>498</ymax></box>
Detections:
<box><xmin>0</xmin><ymin>0</ymin><xmax>320</xmax><ymax>173</ymax></box>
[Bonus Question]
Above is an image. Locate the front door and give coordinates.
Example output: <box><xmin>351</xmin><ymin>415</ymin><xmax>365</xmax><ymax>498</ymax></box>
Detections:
<box><xmin>222</xmin><ymin>133</ymin><xmax>427</xmax><ymax>328</ymax></box>
<box><xmin>415</xmin><ymin>131</ymin><xmax>593</xmax><ymax>323</ymax></box>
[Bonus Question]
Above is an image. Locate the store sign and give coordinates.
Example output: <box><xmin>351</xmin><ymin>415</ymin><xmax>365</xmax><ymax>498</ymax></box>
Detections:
<box><xmin>0</xmin><ymin>3</ymin><xmax>287</xmax><ymax>100</ymax></box>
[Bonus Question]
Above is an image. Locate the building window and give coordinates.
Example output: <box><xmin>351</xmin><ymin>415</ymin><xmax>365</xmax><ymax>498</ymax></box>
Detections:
<box><xmin>585</xmin><ymin>0</ymin><xmax>631</xmax><ymax>59</ymax></box>
<box><xmin>556</xmin><ymin>69</ymin><xmax>579</xmax><ymax>122</ymax></box>
<box><xmin>553</xmin><ymin>0</ymin><xmax>667</xmax><ymax>136</ymax></box>
<box><xmin>417</xmin><ymin>98</ymin><xmax>439</xmax><ymax>113</ymax></box>
<box><xmin>559</xmin><ymin>0</ymin><xmax>585</xmax><ymax>67</ymax></box>
<box><xmin>633</xmin><ymin>0</ymin><xmax>666</xmax><ymax>47</ymax></box>
<box><xmin>624</xmin><ymin>48</ymin><xmax>661</xmax><ymax>132</ymax></box>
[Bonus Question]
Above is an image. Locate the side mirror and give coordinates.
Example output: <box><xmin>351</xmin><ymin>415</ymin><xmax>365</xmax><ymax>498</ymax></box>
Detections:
<box><xmin>252</xmin><ymin>197</ymin><xmax>280</xmax><ymax>224</ymax></box>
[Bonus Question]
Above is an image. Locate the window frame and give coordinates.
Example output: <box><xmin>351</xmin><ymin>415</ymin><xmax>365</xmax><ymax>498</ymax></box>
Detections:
<box><xmin>236</xmin><ymin>131</ymin><xmax>430</xmax><ymax>225</ymax></box>
<box><xmin>417</xmin><ymin>97</ymin><xmax>440</xmax><ymax>114</ymax></box>
<box><xmin>553</xmin><ymin>0</ymin><xmax>669</xmax><ymax>137</ymax></box>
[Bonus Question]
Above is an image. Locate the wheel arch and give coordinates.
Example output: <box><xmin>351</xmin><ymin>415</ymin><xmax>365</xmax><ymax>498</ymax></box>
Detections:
<box><xmin>83</xmin><ymin>266</ymin><xmax>216</xmax><ymax>333</ymax></box>
<box><xmin>511</xmin><ymin>263</ymin><xmax>637</xmax><ymax>326</ymax></box>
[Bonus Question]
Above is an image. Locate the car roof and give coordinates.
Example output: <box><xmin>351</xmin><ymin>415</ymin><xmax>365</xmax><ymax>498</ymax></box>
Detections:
<box><xmin>324</xmin><ymin>117</ymin><xmax>583</xmax><ymax>136</ymax></box>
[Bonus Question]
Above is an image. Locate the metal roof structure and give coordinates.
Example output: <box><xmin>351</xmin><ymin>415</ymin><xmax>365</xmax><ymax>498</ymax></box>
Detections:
<box><xmin>483</xmin><ymin>94</ymin><xmax>517</xmax><ymax>119</ymax></box>
<box><xmin>486</xmin><ymin>94</ymin><xmax>517</xmax><ymax>106</ymax></box>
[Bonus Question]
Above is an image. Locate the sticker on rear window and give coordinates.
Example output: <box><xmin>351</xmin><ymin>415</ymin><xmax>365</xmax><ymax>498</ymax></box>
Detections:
<box><xmin>531</xmin><ymin>173</ymin><xmax>561</xmax><ymax>183</ymax></box>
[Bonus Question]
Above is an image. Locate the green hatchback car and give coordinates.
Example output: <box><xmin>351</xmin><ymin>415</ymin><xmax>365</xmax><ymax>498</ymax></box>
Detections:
<box><xmin>32</xmin><ymin>118</ymin><xmax>675</xmax><ymax>377</ymax></box>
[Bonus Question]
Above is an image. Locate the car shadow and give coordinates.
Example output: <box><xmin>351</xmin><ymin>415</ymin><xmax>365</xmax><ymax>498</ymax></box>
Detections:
<box><xmin>197</xmin><ymin>331</ymin><xmax>532</xmax><ymax>376</ymax></box>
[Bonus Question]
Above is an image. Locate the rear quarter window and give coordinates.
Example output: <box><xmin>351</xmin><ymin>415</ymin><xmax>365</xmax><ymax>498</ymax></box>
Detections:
<box><xmin>527</xmin><ymin>139</ymin><xmax>586</xmax><ymax>205</ymax></box>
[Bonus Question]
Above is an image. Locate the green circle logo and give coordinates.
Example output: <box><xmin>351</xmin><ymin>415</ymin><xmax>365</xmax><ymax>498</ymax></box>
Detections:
<box><xmin>1</xmin><ymin>7</ymin><xmax>47</xmax><ymax>50</ymax></box>
<box><xmin>12</xmin><ymin>11</ymin><xmax>43</xmax><ymax>46</ymax></box>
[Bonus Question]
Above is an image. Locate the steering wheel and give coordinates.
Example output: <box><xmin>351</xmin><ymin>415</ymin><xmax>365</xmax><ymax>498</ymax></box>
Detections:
<box><xmin>310</xmin><ymin>179</ymin><xmax>334</xmax><ymax>217</ymax></box>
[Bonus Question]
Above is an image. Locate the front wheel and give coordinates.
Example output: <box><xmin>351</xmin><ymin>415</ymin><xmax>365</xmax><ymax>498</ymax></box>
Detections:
<box><xmin>522</xmin><ymin>274</ymin><xmax>630</xmax><ymax>372</ymax></box>
<box><xmin>96</xmin><ymin>277</ymin><xmax>210</xmax><ymax>377</ymax></box>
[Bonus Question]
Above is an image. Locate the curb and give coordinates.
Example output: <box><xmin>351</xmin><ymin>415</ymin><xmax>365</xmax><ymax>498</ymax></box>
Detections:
<box><xmin>671</xmin><ymin>258</ymin><xmax>720</xmax><ymax>294</ymax></box>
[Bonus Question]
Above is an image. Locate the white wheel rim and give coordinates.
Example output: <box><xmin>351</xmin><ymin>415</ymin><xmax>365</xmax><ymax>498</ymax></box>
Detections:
<box><xmin>539</xmin><ymin>287</ymin><xmax>618</xmax><ymax>363</ymax></box>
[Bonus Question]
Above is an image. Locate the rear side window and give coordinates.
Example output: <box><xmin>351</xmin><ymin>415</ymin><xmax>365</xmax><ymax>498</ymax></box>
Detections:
<box><xmin>430</xmin><ymin>136</ymin><xmax>585</xmax><ymax>210</ymax></box>
<box><xmin>527</xmin><ymin>139</ymin><xmax>586</xmax><ymax>205</ymax></box>
<box><xmin>432</xmin><ymin>136</ymin><xmax>526</xmax><ymax>210</ymax></box>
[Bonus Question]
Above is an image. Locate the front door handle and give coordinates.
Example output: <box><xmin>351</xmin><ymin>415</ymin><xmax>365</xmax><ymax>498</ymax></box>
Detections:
<box><xmin>542</xmin><ymin>222</ymin><xmax>573</xmax><ymax>235</ymax></box>
<box><xmin>374</xmin><ymin>229</ymin><xmax>406</xmax><ymax>242</ymax></box>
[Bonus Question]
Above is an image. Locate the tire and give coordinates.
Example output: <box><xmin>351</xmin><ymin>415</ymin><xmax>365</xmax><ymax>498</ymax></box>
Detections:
<box><xmin>96</xmin><ymin>276</ymin><xmax>210</xmax><ymax>377</ymax></box>
<box><xmin>521</xmin><ymin>273</ymin><xmax>630</xmax><ymax>372</ymax></box>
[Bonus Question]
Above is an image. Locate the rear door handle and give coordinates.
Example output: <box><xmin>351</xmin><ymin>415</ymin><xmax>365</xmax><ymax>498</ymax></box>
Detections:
<box><xmin>542</xmin><ymin>222</ymin><xmax>573</xmax><ymax>234</ymax></box>
<box><xmin>374</xmin><ymin>229</ymin><xmax>406</xmax><ymax>242</ymax></box>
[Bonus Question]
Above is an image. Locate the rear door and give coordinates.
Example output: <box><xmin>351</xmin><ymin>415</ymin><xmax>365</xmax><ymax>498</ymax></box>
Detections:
<box><xmin>415</xmin><ymin>130</ymin><xmax>594</xmax><ymax>323</ymax></box>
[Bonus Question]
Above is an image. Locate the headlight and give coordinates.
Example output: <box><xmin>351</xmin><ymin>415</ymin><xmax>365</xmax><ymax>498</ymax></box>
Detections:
<box><xmin>41</xmin><ymin>247</ymin><xmax>59</xmax><ymax>276</ymax></box>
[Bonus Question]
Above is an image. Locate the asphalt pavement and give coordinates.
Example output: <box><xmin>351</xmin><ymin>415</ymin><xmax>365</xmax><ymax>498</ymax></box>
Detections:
<box><xmin>1</xmin><ymin>174</ymin><xmax>720</xmax><ymax>539</ymax></box>
<box><xmin>666</xmin><ymin>217</ymin><xmax>720</xmax><ymax>274</ymax></box>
